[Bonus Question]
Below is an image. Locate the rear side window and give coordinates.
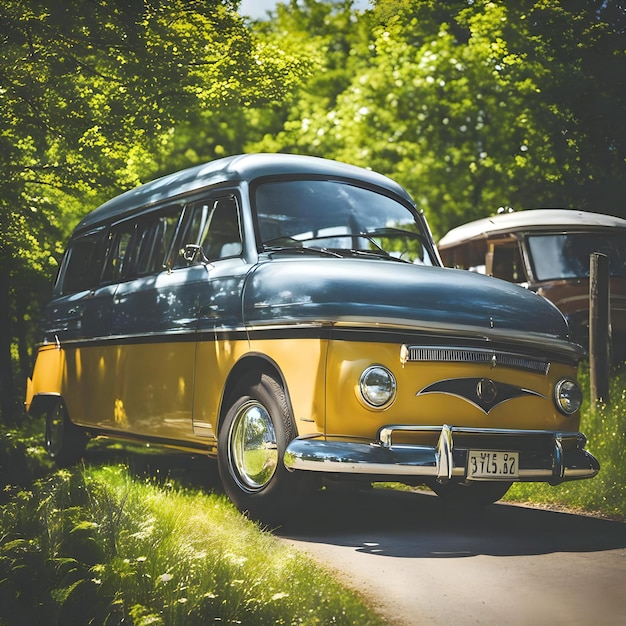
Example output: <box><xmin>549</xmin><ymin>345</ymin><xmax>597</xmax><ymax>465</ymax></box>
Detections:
<box><xmin>102</xmin><ymin>223</ymin><xmax>135</xmax><ymax>283</ymax></box>
<box><xmin>440</xmin><ymin>240</ymin><xmax>487</xmax><ymax>272</ymax></box>
<box><xmin>59</xmin><ymin>230</ymin><xmax>108</xmax><ymax>294</ymax></box>
<box><xmin>136</xmin><ymin>212</ymin><xmax>181</xmax><ymax>274</ymax></box>
<box><xmin>104</xmin><ymin>207</ymin><xmax>184</xmax><ymax>282</ymax></box>
<box><xmin>59</xmin><ymin>205</ymin><xmax>183</xmax><ymax>295</ymax></box>
<box><xmin>490</xmin><ymin>243</ymin><xmax>525</xmax><ymax>282</ymax></box>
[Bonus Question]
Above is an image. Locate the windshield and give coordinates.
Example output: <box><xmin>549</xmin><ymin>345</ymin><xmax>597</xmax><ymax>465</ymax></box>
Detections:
<box><xmin>254</xmin><ymin>179</ymin><xmax>436</xmax><ymax>265</ymax></box>
<box><xmin>528</xmin><ymin>232</ymin><xmax>626</xmax><ymax>280</ymax></box>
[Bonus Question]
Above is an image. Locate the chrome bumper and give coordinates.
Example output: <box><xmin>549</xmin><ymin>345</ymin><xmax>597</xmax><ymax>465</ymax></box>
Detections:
<box><xmin>283</xmin><ymin>424</ymin><xmax>600</xmax><ymax>484</ymax></box>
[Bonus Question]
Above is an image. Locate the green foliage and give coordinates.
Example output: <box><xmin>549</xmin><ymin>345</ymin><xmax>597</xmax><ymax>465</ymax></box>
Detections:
<box><xmin>0</xmin><ymin>0</ymin><xmax>310</xmax><ymax>421</ymax></box>
<box><xmin>246</xmin><ymin>0</ymin><xmax>373</xmax><ymax>156</ymax></box>
<box><xmin>0</xmin><ymin>463</ymin><xmax>381</xmax><ymax>625</ymax></box>
<box><xmin>250</xmin><ymin>0</ymin><xmax>626</xmax><ymax>237</ymax></box>
<box><xmin>0</xmin><ymin>418</ymin><xmax>53</xmax><ymax>492</ymax></box>
<box><xmin>0</xmin><ymin>0</ymin><xmax>305</xmax><ymax>200</ymax></box>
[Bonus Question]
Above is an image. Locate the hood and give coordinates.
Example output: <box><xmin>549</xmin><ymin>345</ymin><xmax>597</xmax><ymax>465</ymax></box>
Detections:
<box><xmin>242</xmin><ymin>258</ymin><xmax>570</xmax><ymax>342</ymax></box>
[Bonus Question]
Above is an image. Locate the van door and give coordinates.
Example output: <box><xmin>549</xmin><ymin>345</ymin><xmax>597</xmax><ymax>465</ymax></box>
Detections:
<box><xmin>188</xmin><ymin>195</ymin><xmax>247</xmax><ymax>442</ymax></box>
<box><xmin>47</xmin><ymin>228</ymin><xmax>119</xmax><ymax>427</ymax></box>
<box><xmin>99</xmin><ymin>206</ymin><xmax>201</xmax><ymax>441</ymax></box>
<box><xmin>110</xmin><ymin>264</ymin><xmax>207</xmax><ymax>441</ymax></box>
<box><xmin>108</xmin><ymin>195</ymin><xmax>247</xmax><ymax>445</ymax></box>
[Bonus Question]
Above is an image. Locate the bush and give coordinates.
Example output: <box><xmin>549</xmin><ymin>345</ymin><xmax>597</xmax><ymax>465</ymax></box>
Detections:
<box><xmin>0</xmin><ymin>464</ymin><xmax>381</xmax><ymax>625</ymax></box>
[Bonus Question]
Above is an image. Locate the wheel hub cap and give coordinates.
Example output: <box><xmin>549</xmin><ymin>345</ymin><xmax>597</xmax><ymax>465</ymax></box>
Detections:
<box><xmin>230</xmin><ymin>401</ymin><xmax>278</xmax><ymax>491</ymax></box>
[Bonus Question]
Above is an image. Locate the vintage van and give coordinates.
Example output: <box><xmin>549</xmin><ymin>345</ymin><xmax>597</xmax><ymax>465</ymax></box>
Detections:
<box><xmin>26</xmin><ymin>154</ymin><xmax>599</xmax><ymax>518</ymax></box>
<box><xmin>438</xmin><ymin>209</ymin><xmax>626</xmax><ymax>362</ymax></box>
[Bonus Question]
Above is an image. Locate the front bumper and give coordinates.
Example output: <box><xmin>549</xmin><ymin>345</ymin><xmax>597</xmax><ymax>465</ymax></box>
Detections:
<box><xmin>284</xmin><ymin>424</ymin><xmax>600</xmax><ymax>485</ymax></box>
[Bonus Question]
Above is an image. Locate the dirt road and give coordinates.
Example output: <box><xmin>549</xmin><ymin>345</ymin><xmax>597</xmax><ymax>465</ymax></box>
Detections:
<box><xmin>277</xmin><ymin>487</ymin><xmax>626</xmax><ymax>625</ymax></box>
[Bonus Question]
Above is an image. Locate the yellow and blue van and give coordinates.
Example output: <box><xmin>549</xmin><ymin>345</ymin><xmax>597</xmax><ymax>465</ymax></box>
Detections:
<box><xmin>26</xmin><ymin>154</ymin><xmax>599</xmax><ymax>518</ymax></box>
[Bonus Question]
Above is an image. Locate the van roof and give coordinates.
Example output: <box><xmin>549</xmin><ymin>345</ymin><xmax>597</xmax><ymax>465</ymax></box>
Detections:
<box><xmin>75</xmin><ymin>153</ymin><xmax>414</xmax><ymax>234</ymax></box>
<box><xmin>438</xmin><ymin>208</ymin><xmax>626</xmax><ymax>249</ymax></box>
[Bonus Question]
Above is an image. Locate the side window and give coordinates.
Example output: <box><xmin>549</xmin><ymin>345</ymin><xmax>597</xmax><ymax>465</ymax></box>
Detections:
<box><xmin>136</xmin><ymin>209</ymin><xmax>182</xmax><ymax>274</ymax></box>
<box><xmin>490</xmin><ymin>244</ymin><xmax>524</xmax><ymax>282</ymax></box>
<box><xmin>60</xmin><ymin>230</ymin><xmax>108</xmax><ymax>294</ymax></box>
<box><xmin>174</xmin><ymin>196</ymin><xmax>242</xmax><ymax>267</ymax></box>
<box><xmin>128</xmin><ymin>221</ymin><xmax>154</xmax><ymax>275</ymax></box>
<box><xmin>440</xmin><ymin>240</ymin><xmax>487</xmax><ymax>272</ymax></box>
<box><xmin>102</xmin><ymin>206</ymin><xmax>184</xmax><ymax>282</ymax></box>
<box><xmin>102</xmin><ymin>223</ymin><xmax>136</xmax><ymax>283</ymax></box>
<box><xmin>201</xmin><ymin>197</ymin><xmax>242</xmax><ymax>260</ymax></box>
<box><xmin>59</xmin><ymin>205</ymin><xmax>185</xmax><ymax>293</ymax></box>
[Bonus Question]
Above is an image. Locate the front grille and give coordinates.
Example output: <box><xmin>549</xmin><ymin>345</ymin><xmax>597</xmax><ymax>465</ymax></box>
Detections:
<box><xmin>402</xmin><ymin>345</ymin><xmax>550</xmax><ymax>374</ymax></box>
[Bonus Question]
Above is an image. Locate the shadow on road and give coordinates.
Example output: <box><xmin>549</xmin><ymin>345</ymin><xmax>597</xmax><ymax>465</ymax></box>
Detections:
<box><xmin>275</xmin><ymin>485</ymin><xmax>626</xmax><ymax>558</ymax></box>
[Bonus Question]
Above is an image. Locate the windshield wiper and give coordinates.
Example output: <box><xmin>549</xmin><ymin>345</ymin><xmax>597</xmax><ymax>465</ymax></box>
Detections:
<box><xmin>263</xmin><ymin>233</ymin><xmax>419</xmax><ymax>262</ymax></box>
<box><xmin>361</xmin><ymin>227</ymin><xmax>428</xmax><ymax>245</ymax></box>
<box><xmin>262</xmin><ymin>239</ymin><xmax>343</xmax><ymax>258</ymax></box>
<box><xmin>346</xmin><ymin>248</ymin><xmax>409</xmax><ymax>263</ymax></box>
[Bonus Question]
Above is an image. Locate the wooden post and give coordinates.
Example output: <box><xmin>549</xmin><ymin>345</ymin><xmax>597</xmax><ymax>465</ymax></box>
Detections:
<box><xmin>589</xmin><ymin>252</ymin><xmax>610</xmax><ymax>407</ymax></box>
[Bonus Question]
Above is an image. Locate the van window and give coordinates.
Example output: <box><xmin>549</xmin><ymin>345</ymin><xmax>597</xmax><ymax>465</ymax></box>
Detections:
<box><xmin>201</xmin><ymin>198</ymin><xmax>242</xmax><ymax>260</ymax></box>
<box><xmin>173</xmin><ymin>196</ymin><xmax>242</xmax><ymax>267</ymax></box>
<box><xmin>528</xmin><ymin>233</ymin><xmax>626</xmax><ymax>280</ymax></box>
<box><xmin>491</xmin><ymin>243</ymin><xmax>525</xmax><ymax>282</ymax></box>
<box><xmin>254</xmin><ymin>180</ymin><xmax>434</xmax><ymax>265</ymax></box>
<box><xmin>136</xmin><ymin>210</ymin><xmax>181</xmax><ymax>274</ymax></box>
<box><xmin>440</xmin><ymin>239</ymin><xmax>487</xmax><ymax>271</ymax></box>
<box><xmin>102</xmin><ymin>223</ymin><xmax>135</xmax><ymax>283</ymax></box>
<box><xmin>101</xmin><ymin>206</ymin><xmax>183</xmax><ymax>282</ymax></box>
<box><xmin>60</xmin><ymin>230</ymin><xmax>108</xmax><ymax>294</ymax></box>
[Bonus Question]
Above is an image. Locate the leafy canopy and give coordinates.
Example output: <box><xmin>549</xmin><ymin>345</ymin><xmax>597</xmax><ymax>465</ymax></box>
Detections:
<box><xmin>0</xmin><ymin>0</ymin><xmax>308</xmax><ymax>274</ymax></box>
<box><xmin>250</xmin><ymin>0</ymin><xmax>626</xmax><ymax>236</ymax></box>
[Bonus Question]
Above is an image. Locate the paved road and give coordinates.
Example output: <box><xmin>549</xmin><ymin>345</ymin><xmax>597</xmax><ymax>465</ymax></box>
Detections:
<box><xmin>276</xmin><ymin>487</ymin><xmax>626</xmax><ymax>626</ymax></box>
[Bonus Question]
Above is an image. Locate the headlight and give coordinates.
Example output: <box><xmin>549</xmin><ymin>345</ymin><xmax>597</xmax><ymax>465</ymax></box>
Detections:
<box><xmin>554</xmin><ymin>378</ymin><xmax>582</xmax><ymax>415</ymax></box>
<box><xmin>359</xmin><ymin>365</ymin><xmax>396</xmax><ymax>408</ymax></box>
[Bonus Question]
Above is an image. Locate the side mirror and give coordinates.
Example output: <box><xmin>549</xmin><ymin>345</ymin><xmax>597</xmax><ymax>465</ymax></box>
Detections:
<box><xmin>180</xmin><ymin>244</ymin><xmax>210</xmax><ymax>265</ymax></box>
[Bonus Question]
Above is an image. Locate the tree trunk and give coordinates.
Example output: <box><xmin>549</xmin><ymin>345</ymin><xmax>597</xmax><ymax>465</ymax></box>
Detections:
<box><xmin>0</xmin><ymin>267</ymin><xmax>16</xmax><ymax>425</ymax></box>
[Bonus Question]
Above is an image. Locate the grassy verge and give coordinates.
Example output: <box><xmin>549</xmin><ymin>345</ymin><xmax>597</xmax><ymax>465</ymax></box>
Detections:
<box><xmin>504</xmin><ymin>365</ymin><xmax>626</xmax><ymax>519</ymax></box>
<box><xmin>0</xmin><ymin>458</ymin><xmax>382</xmax><ymax>625</ymax></box>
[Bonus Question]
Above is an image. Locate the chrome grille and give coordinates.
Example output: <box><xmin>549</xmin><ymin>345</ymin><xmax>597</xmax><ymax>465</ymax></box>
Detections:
<box><xmin>402</xmin><ymin>346</ymin><xmax>550</xmax><ymax>374</ymax></box>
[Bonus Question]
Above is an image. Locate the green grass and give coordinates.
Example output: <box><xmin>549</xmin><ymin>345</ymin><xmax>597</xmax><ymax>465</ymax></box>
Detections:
<box><xmin>0</xmin><ymin>462</ymin><xmax>382</xmax><ymax>625</ymax></box>
<box><xmin>504</xmin><ymin>365</ymin><xmax>626</xmax><ymax>519</ymax></box>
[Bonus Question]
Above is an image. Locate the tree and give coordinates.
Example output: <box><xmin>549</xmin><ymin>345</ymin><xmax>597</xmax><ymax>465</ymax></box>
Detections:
<box><xmin>252</xmin><ymin>0</ymin><xmax>626</xmax><ymax>237</ymax></box>
<box><xmin>0</xmin><ymin>0</ymin><xmax>308</xmax><ymax>423</ymax></box>
<box><xmin>245</xmin><ymin>0</ymin><xmax>374</xmax><ymax>154</ymax></box>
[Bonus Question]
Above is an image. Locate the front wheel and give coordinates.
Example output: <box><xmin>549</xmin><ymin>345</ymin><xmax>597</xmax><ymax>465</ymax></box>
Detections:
<box><xmin>429</xmin><ymin>480</ymin><xmax>512</xmax><ymax>508</ymax></box>
<box><xmin>217</xmin><ymin>373</ymin><xmax>303</xmax><ymax>521</ymax></box>
<box><xmin>44</xmin><ymin>399</ymin><xmax>88</xmax><ymax>467</ymax></box>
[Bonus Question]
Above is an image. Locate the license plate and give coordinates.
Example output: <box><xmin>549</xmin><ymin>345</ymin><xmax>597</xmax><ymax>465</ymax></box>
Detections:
<box><xmin>468</xmin><ymin>450</ymin><xmax>519</xmax><ymax>479</ymax></box>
